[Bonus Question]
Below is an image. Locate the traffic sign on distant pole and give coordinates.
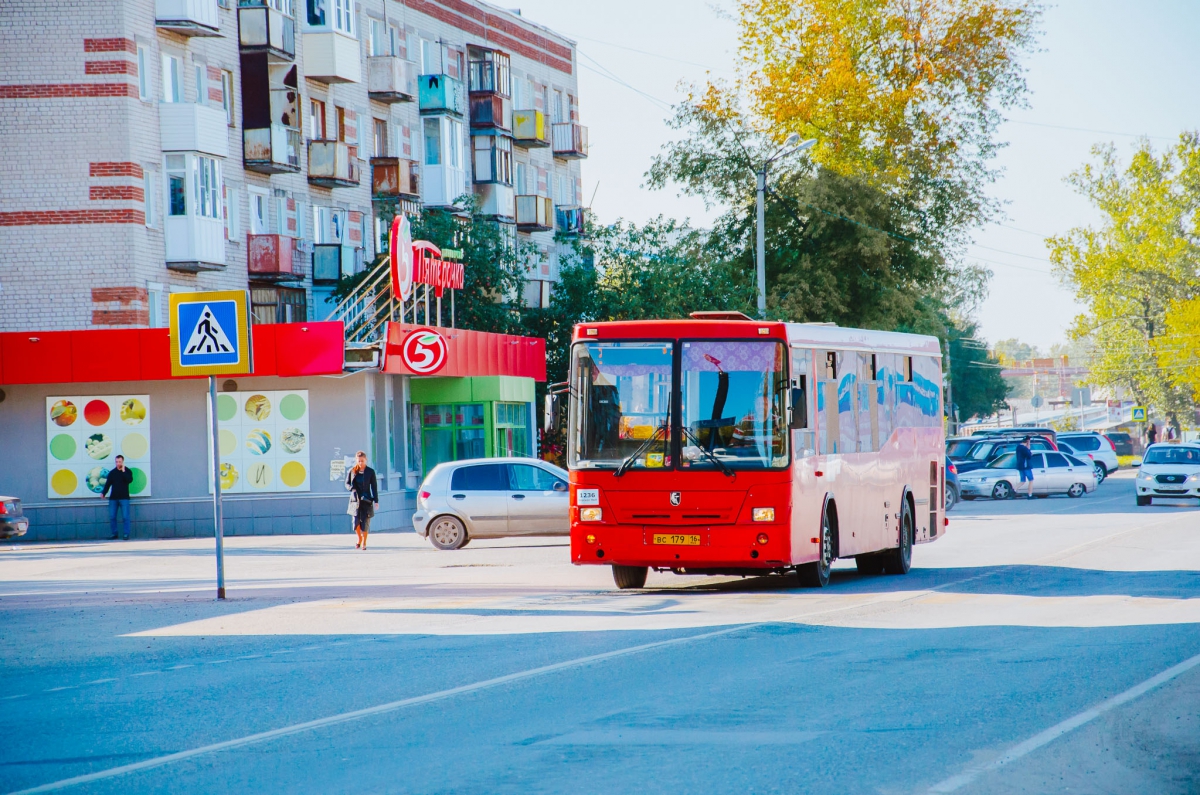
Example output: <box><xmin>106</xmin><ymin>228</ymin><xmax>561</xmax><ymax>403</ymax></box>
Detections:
<box><xmin>168</xmin><ymin>290</ymin><xmax>253</xmax><ymax>600</ymax></box>
<box><xmin>1131</xmin><ymin>406</ymin><xmax>1147</xmax><ymax>422</ymax></box>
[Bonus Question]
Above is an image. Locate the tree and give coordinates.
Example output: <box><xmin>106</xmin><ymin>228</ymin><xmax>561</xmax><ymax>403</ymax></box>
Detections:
<box><xmin>1161</xmin><ymin>297</ymin><xmax>1200</xmax><ymax>404</ymax></box>
<box><xmin>732</xmin><ymin>0</ymin><xmax>1042</xmax><ymax>246</ymax></box>
<box><xmin>1047</xmin><ymin>134</ymin><xmax>1200</xmax><ymax>426</ymax></box>
<box><xmin>945</xmin><ymin>320</ymin><xmax>1009</xmax><ymax>421</ymax></box>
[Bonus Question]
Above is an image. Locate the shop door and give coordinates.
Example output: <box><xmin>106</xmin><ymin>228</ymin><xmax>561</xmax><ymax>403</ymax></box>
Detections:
<box><xmin>507</xmin><ymin>463</ymin><xmax>568</xmax><ymax>534</ymax></box>
<box><xmin>448</xmin><ymin>463</ymin><xmax>508</xmax><ymax>536</ymax></box>
<box><xmin>421</xmin><ymin>403</ymin><xmax>487</xmax><ymax>474</ymax></box>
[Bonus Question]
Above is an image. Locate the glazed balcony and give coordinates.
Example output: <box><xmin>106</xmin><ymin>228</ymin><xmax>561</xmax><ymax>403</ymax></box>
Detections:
<box><xmin>556</xmin><ymin>205</ymin><xmax>585</xmax><ymax>236</ymax></box>
<box><xmin>475</xmin><ymin>184</ymin><xmax>515</xmax><ymax>222</ymax></box>
<box><xmin>418</xmin><ymin>74</ymin><xmax>465</xmax><ymax>116</ymax></box>
<box><xmin>307</xmin><ymin>140</ymin><xmax>361</xmax><ymax>187</ymax></box>
<box><xmin>159</xmin><ymin>102</ymin><xmax>229</xmax><ymax>158</ymax></box>
<box><xmin>367</xmin><ymin>56</ymin><xmax>417</xmax><ymax>103</ymax></box>
<box><xmin>156</xmin><ymin>0</ymin><xmax>222</xmax><ymax>36</ymax></box>
<box><xmin>247</xmin><ymin>234</ymin><xmax>300</xmax><ymax>280</ymax></box>
<box><xmin>312</xmin><ymin>243</ymin><xmax>360</xmax><ymax>283</ymax></box>
<box><xmin>371</xmin><ymin>157</ymin><xmax>420</xmax><ymax>198</ymax></box>
<box><xmin>243</xmin><ymin>125</ymin><xmax>301</xmax><ymax>173</ymax></box>
<box><xmin>515</xmin><ymin>195</ymin><xmax>553</xmax><ymax>232</ymax></box>
<box><xmin>552</xmin><ymin>122</ymin><xmax>588</xmax><ymax>159</ymax></box>
<box><xmin>238</xmin><ymin>1</ymin><xmax>295</xmax><ymax>61</ymax></box>
<box><xmin>512</xmin><ymin>110</ymin><xmax>549</xmax><ymax>148</ymax></box>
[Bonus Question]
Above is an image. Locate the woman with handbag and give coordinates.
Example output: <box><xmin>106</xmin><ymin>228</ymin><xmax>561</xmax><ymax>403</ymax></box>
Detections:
<box><xmin>345</xmin><ymin>450</ymin><xmax>379</xmax><ymax>549</ymax></box>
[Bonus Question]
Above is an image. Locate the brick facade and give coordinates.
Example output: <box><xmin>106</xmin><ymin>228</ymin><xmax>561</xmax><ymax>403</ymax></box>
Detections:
<box><xmin>0</xmin><ymin>0</ymin><xmax>583</xmax><ymax>332</ymax></box>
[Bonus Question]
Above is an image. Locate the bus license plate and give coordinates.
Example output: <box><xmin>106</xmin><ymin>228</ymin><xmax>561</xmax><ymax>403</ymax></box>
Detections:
<box><xmin>652</xmin><ymin>534</ymin><xmax>700</xmax><ymax>546</ymax></box>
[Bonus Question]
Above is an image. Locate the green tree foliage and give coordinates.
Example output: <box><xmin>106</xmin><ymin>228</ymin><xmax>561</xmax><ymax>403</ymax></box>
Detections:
<box><xmin>946</xmin><ymin>321</ymin><xmax>1010</xmax><ymax>421</ymax></box>
<box><xmin>1048</xmin><ymin>134</ymin><xmax>1200</xmax><ymax>425</ymax></box>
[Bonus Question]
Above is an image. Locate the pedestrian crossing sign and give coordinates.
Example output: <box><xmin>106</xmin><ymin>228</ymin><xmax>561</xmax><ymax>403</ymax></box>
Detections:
<box><xmin>1131</xmin><ymin>406</ymin><xmax>1147</xmax><ymax>422</ymax></box>
<box><xmin>168</xmin><ymin>290</ymin><xmax>253</xmax><ymax>377</ymax></box>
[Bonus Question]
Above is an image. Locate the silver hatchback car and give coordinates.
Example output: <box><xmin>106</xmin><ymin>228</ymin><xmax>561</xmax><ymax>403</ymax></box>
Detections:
<box><xmin>412</xmin><ymin>458</ymin><xmax>570</xmax><ymax>549</ymax></box>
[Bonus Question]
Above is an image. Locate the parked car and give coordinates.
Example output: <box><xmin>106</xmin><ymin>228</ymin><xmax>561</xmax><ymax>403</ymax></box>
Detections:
<box><xmin>0</xmin><ymin>496</ymin><xmax>29</xmax><ymax>539</ymax></box>
<box><xmin>412</xmin><ymin>458</ymin><xmax>569</xmax><ymax>550</ymax></box>
<box><xmin>946</xmin><ymin>437</ymin><xmax>978</xmax><ymax>461</ymax></box>
<box><xmin>945</xmin><ymin>457</ymin><xmax>960</xmax><ymax>511</ymax></box>
<box><xmin>958</xmin><ymin>451</ymin><xmax>1097</xmax><ymax>500</ymax></box>
<box><xmin>1106</xmin><ymin>431</ymin><xmax>1138</xmax><ymax>457</ymax></box>
<box><xmin>975</xmin><ymin>427</ymin><xmax>1058</xmax><ymax>445</ymax></box>
<box><xmin>1135</xmin><ymin>444</ymin><xmax>1200</xmax><ymax>506</ymax></box>
<box><xmin>1057</xmin><ymin>432</ymin><xmax>1119</xmax><ymax>481</ymax></box>
<box><xmin>955</xmin><ymin>436</ymin><xmax>1058</xmax><ymax>474</ymax></box>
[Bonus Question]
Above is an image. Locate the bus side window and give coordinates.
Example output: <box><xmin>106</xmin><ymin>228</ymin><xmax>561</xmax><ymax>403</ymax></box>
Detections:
<box><xmin>789</xmin><ymin>349</ymin><xmax>815</xmax><ymax>457</ymax></box>
<box><xmin>837</xmin><ymin>351</ymin><xmax>857</xmax><ymax>454</ymax></box>
<box><xmin>824</xmin><ymin>351</ymin><xmax>837</xmax><ymax>380</ymax></box>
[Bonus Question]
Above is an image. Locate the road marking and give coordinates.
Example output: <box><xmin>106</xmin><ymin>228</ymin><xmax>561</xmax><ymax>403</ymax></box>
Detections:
<box><xmin>7</xmin><ymin>623</ymin><xmax>765</xmax><ymax>794</ymax></box>
<box><xmin>927</xmin><ymin>649</ymin><xmax>1200</xmax><ymax>793</ymax></box>
<box><xmin>85</xmin><ymin>679</ymin><xmax>116</xmax><ymax>685</ymax></box>
<box><xmin>43</xmin><ymin>687</ymin><xmax>75</xmax><ymax>693</ymax></box>
<box><xmin>2</xmin><ymin>694</ymin><xmax>28</xmax><ymax>700</ymax></box>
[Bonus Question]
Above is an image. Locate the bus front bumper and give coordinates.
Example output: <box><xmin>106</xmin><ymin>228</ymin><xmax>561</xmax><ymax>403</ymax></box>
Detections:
<box><xmin>571</xmin><ymin>524</ymin><xmax>796</xmax><ymax>570</ymax></box>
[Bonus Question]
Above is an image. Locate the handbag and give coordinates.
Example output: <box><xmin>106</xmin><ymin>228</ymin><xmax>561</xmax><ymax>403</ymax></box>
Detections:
<box><xmin>347</xmin><ymin>492</ymin><xmax>360</xmax><ymax>516</ymax></box>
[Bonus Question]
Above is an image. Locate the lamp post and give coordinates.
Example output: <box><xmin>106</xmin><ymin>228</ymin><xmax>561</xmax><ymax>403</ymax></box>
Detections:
<box><xmin>756</xmin><ymin>134</ymin><xmax>817</xmax><ymax>318</ymax></box>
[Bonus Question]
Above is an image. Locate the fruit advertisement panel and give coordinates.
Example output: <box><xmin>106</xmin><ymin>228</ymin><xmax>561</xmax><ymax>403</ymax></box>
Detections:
<box><xmin>46</xmin><ymin>396</ymin><xmax>151</xmax><ymax>499</ymax></box>
<box><xmin>207</xmin><ymin>390</ymin><xmax>310</xmax><ymax>494</ymax></box>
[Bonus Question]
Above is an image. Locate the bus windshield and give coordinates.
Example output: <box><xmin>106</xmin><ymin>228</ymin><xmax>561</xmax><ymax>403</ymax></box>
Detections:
<box><xmin>570</xmin><ymin>341</ymin><xmax>673</xmax><ymax>469</ymax></box>
<box><xmin>680</xmin><ymin>340</ymin><xmax>787</xmax><ymax>470</ymax></box>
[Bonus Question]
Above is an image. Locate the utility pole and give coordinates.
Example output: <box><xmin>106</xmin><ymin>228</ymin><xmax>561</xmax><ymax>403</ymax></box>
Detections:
<box><xmin>754</xmin><ymin>135</ymin><xmax>816</xmax><ymax>318</ymax></box>
<box><xmin>944</xmin><ymin>339</ymin><xmax>954</xmax><ymax>436</ymax></box>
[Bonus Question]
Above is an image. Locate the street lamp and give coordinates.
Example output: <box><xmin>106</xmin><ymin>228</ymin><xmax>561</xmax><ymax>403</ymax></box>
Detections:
<box><xmin>756</xmin><ymin>134</ymin><xmax>817</xmax><ymax>318</ymax></box>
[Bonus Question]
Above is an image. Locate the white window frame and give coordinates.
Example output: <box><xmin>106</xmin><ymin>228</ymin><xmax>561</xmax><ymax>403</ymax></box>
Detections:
<box><xmin>368</xmin><ymin>17</ymin><xmax>387</xmax><ymax>56</ymax></box>
<box><xmin>194</xmin><ymin>62</ymin><xmax>207</xmax><ymax>105</ymax></box>
<box><xmin>222</xmin><ymin>70</ymin><xmax>235</xmax><ymax>125</ymax></box>
<box><xmin>333</xmin><ymin>0</ymin><xmax>355</xmax><ymax>36</ymax></box>
<box><xmin>137</xmin><ymin>45</ymin><xmax>149</xmax><ymax>100</ymax></box>
<box><xmin>162</xmin><ymin>54</ymin><xmax>182</xmax><ymax>103</ymax></box>
<box><xmin>147</xmin><ymin>284</ymin><xmax>164</xmax><ymax>328</ymax></box>
<box><xmin>248</xmin><ymin>187</ymin><xmax>270</xmax><ymax>235</ymax></box>
<box><xmin>143</xmin><ymin>170</ymin><xmax>156</xmax><ymax>227</ymax></box>
<box><xmin>165</xmin><ymin>154</ymin><xmax>187</xmax><ymax>216</ymax></box>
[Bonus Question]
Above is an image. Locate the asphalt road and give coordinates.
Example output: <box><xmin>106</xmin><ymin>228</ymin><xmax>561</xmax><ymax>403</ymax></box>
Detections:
<box><xmin>2</xmin><ymin>470</ymin><xmax>1198</xmax><ymax>794</ymax></box>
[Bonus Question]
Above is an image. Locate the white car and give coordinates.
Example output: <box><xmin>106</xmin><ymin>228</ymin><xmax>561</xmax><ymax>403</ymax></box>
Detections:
<box><xmin>411</xmin><ymin>458</ymin><xmax>569</xmax><ymax>549</ymax></box>
<box><xmin>1135</xmin><ymin>444</ymin><xmax>1200</xmax><ymax>506</ymax></box>
<box><xmin>958</xmin><ymin>451</ymin><xmax>1097</xmax><ymax>500</ymax></box>
<box><xmin>1057</xmin><ymin>432</ymin><xmax>1120</xmax><ymax>480</ymax></box>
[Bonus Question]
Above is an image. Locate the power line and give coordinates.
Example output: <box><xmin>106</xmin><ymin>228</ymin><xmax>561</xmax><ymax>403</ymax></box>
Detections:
<box><xmin>572</xmin><ymin>35</ymin><xmax>731</xmax><ymax>73</ymax></box>
<box><xmin>576</xmin><ymin>49</ymin><xmax>673</xmax><ymax>112</ymax></box>
<box><xmin>968</xmin><ymin>242</ymin><xmax>1055</xmax><ymax>264</ymax></box>
<box><xmin>1006</xmin><ymin>120</ymin><xmax>1177</xmax><ymax>142</ymax></box>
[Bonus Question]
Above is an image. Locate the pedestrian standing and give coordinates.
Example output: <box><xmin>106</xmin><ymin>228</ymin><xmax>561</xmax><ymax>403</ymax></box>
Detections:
<box><xmin>345</xmin><ymin>450</ymin><xmax>379</xmax><ymax>550</ymax></box>
<box><xmin>1147</xmin><ymin>422</ymin><xmax>1158</xmax><ymax>447</ymax></box>
<box><xmin>1015</xmin><ymin>436</ymin><xmax>1035</xmax><ymax>499</ymax></box>
<box><xmin>102</xmin><ymin>455</ymin><xmax>133</xmax><ymax>540</ymax></box>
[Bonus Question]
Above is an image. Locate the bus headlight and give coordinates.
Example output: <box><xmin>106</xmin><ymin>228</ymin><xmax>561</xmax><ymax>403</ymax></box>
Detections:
<box><xmin>580</xmin><ymin>507</ymin><xmax>603</xmax><ymax>522</ymax></box>
<box><xmin>752</xmin><ymin>507</ymin><xmax>775</xmax><ymax>522</ymax></box>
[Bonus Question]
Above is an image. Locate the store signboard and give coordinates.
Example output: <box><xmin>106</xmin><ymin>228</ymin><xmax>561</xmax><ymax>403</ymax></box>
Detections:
<box><xmin>206</xmin><ymin>390</ymin><xmax>311</xmax><ymax>493</ymax></box>
<box><xmin>46</xmin><ymin>395</ymin><xmax>151</xmax><ymax>499</ymax></box>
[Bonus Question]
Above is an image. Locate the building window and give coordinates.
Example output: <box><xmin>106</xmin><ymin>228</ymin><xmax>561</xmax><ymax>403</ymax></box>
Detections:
<box><xmin>194</xmin><ymin>63</ymin><xmax>206</xmax><ymax>104</ymax></box>
<box><xmin>307</xmin><ymin>0</ymin><xmax>325</xmax><ymax>26</ymax></box>
<box><xmin>143</xmin><ymin>170</ymin><xmax>155</xmax><ymax>227</ymax></box>
<box><xmin>224</xmin><ymin>185</ymin><xmax>239</xmax><ymax>239</ymax></box>
<box><xmin>310</xmin><ymin>98</ymin><xmax>326</xmax><ymax>140</ymax></box>
<box><xmin>147</xmin><ymin>285</ymin><xmax>164</xmax><ymax>327</ymax></box>
<box><xmin>368</xmin><ymin>17</ymin><xmax>387</xmax><ymax>56</ymax></box>
<box><xmin>249</xmin><ymin>190</ymin><xmax>269</xmax><ymax>234</ymax></box>
<box><xmin>333</xmin><ymin>0</ymin><xmax>354</xmax><ymax>36</ymax></box>
<box><xmin>373</xmin><ymin>118</ymin><xmax>388</xmax><ymax>158</ymax></box>
<box><xmin>421</xmin><ymin>39</ymin><xmax>440</xmax><ymax>74</ymax></box>
<box><xmin>166</xmin><ymin>155</ymin><xmax>186</xmax><ymax>216</ymax></box>
<box><xmin>422</xmin><ymin>117</ymin><xmax>441</xmax><ymax>165</ymax></box>
<box><xmin>195</xmin><ymin>156</ymin><xmax>221</xmax><ymax>219</ymax></box>
<box><xmin>162</xmin><ymin>54</ymin><xmax>181</xmax><ymax>103</ymax></box>
<box><xmin>222</xmin><ymin>70</ymin><xmax>235</xmax><ymax>125</ymax></box>
<box><xmin>137</xmin><ymin>45</ymin><xmax>149</xmax><ymax>100</ymax></box>
<box><xmin>251</xmin><ymin>286</ymin><xmax>307</xmax><ymax>324</ymax></box>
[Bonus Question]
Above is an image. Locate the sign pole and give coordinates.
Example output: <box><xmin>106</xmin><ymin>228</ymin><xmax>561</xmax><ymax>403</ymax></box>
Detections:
<box><xmin>209</xmin><ymin>375</ymin><xmax>226</xmax><ymax>600</ymax></box>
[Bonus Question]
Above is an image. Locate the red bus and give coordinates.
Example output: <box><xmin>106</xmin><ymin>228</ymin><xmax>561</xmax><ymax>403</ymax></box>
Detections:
<box><xmin>564</xmin><ymin>314</ymin><xmax>947</xmax><ymax>589</ymax></box>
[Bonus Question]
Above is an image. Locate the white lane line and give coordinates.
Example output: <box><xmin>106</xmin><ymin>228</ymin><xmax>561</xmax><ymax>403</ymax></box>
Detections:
<box><xmin>43</xmin><ymin>687</ymin><xmax>75</xmax><ymax>693</ymax></box>
<box><xmin>85</xmin><ymin>679</ymin><xmax>116</xmax><ymax>685</ymax></box>
<box><xmin>927</xmin><ymin>649</ymin><xmax>1200</xmax><ymax>793</ymax></box>
<box><xmin>3</xmin><ymin>694</ymin><xmax>28</xmax><ymax>700</ymax></box>
<box><xmin>129</xmin><ymin>671</ymin><xmax>159</xmax><ymax>678</ymax></box>
<box><xmin>7</xmin><ymin>623</ymin><xmax>764</xmax><ymax>794</ymax></box>
<box><xmin>166</xmin><ymin>665</ymin><xmax>193</xmax><ymax>670</ymax></box>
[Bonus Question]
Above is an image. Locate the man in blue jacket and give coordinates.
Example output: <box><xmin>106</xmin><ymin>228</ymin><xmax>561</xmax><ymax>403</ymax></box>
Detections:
<box><xmin>1015</xmin><ymin>436</ymin><xmax>1035</xmax><ymax>499</ymax></box>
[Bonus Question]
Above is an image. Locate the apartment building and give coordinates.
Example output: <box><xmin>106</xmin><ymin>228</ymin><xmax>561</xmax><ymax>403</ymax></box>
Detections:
<box><xmin>0</xmin><ymin>0</ymin><xmax>587</xmax><ymax>332</ymax></box>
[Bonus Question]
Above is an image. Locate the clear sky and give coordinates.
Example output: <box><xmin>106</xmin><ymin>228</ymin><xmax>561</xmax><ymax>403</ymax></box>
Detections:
<box><xmin>508</xmin><ymin>0</ymin><xmax>1200</xmax><ymax>353</ymax></box>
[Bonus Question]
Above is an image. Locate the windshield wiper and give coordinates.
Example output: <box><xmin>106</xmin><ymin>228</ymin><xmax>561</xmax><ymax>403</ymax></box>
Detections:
<box><xmin>682</xmin><ymin>426</ymin><xmax>736</xmax><ymax>478</ymax></box>
<box><xmin>614</xmin><ymin>419</ymin><xmax>670</xmax><ymax>478</ymax></box>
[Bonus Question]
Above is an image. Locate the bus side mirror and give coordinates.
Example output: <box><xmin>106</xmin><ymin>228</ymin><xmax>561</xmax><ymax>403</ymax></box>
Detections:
<box><xmin>544</xmin><ymin>393</ymin><xmax>560</xmax><ymax>434</ymax></box>
<box><xmin>790</xmin><ymin>387</ymin><xmax>808</xmax><ymax>429</ymax></box>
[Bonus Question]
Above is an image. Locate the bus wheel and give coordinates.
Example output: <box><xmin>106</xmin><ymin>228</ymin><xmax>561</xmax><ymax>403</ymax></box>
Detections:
<box><xmin>856</xmin><ymin>555</ymin><xmax>884</xmax><ymax>575</ymax></box>
<box><xmin>798</xmin><ymin>510</ymin><xmax>833</xmax><ymax>588</ymax></box>
<box><xmin>884</xmin><ymin>502</ymin><xmax>913</xmax><ymax>575</ymax></box>
<box><xmin>612</xmin><ymin>565</ymin><xmax>648</xmax><ymax>590</ymax></box>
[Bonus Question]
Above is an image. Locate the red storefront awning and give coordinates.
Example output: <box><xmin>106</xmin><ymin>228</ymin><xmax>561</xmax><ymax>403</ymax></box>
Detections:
<box><xmin>381</xmin><ymin>323</ymin><xmax>546</xmax><ymax>381</ymax></box>
<box><xmin>0</xmin><ymin>322</ymin><xmax>345</xmax><ymax>385</ymax></box>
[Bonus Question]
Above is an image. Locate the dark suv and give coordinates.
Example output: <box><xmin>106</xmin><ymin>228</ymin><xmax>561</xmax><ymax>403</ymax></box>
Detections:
<box><xmin>955</xmin><ymin>437</ymin><xmax>1057</xmax><ymax>474</ymax></box>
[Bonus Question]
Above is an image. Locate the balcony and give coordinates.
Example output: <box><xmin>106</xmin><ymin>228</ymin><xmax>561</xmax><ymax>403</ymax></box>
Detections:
<box><xmin>166</xmin><ymin>214</ymin><xmax>226</xmax><ymax>272</ymax></box>
<box><xmin>475</xmin><ymin>184</ymin><xmax>514</xmax><ymax>222</ymax></box>
<box><xmin>512</xmin><ymin>110</ymin><xmax>549</xmax><ymax>148</ymax></box>
<box><xmin>421</xmin><ymin>163</ymin><xmax>467</xmax><ymax>209</ymax></box>
<box><xmin>472</xmin><ymin>134</ymin><xmax>512</xmax><ymax>185</ymax></box>
<box><xmin>516</xmin><ymin>195</ymin><xmax>553</xmax><ymax>232</ymax></box>
<box><xmin>418</xmin><ymin>74</ymin><xmax>465</xmax><ymax>116</ymax></box>
<box><xmin>159</xmin><ymin>103</ymin><xmax>229</xmax><ymax>158</ymax></box>
<box><xmin>371</xmin><ymin>157</ymin><xmax>419</xmax><ymax>198</ymax></box>
<box><xmin>469</xmin><ymin>94</ymin><xmax>511</xmax><ymax>132</ymax></box>
<box><xmin>156</xmin><ymin>0</ymin><xmax>222</xmax><ymax>36</ymax></box>
<box><xmin>552</xmin><ymin>122</ymin><xmax>588</xmax><ymax>159</ymax></box>
<box><xmin>244</xmin><ymin>125</ymin><xmax>301</xmax><ymax>173</ymax></box>
<box><xmin>312</xmin><ymin>243</ymin><xmax>360</xmax><ymax>283</ymax></box>
<box><xmin>247</xmin><ymin>234</ymin><xmax>299</xmax><ymax>280</ymax></box>
<box><xmin>556</xmin><ymin>205</ymin><xmax>585</xmax><ymax>236</ymax></box>
<box><xmin>302</xmin><ymin>31</ymin><xmax>361</xmax><ymax>83</ymax></box>
<box><xmin>308</xmin><ymin>141</ymin><xmax>360</xmax><ymax>187</ymax></box>
<box><xmin>367</xmin><ymin>57</ymin><xmax>417</xmax><ymax>103</ymax></box>
<box><xmin>238</xmin><ymin>2</ymin><xmax>294</xmax><ymax>60</ymax></box>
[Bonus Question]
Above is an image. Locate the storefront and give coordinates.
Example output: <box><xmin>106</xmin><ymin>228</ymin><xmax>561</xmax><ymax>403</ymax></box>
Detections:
<box><xmin>0</xmin><ymin>320</ymin><xmax>546</xmax><ymax>541</ymax></box>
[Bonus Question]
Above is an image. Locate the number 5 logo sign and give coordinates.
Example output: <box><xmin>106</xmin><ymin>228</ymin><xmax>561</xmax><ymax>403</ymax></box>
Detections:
<box><xmin>401</xmin><ymin>327</ymin><xmax>448</xmax><ymax>374</ymax></box>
